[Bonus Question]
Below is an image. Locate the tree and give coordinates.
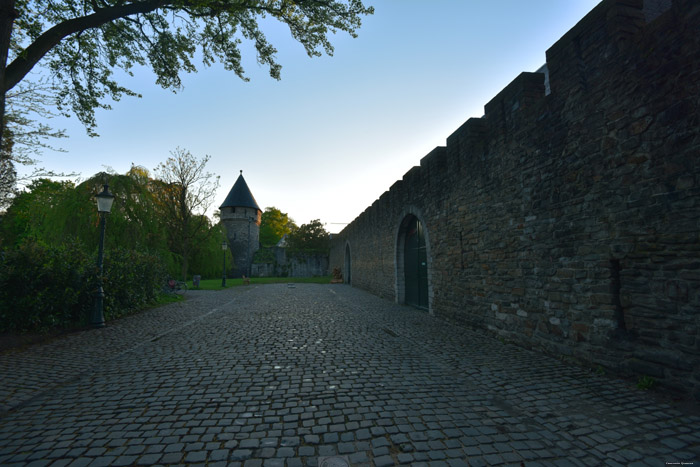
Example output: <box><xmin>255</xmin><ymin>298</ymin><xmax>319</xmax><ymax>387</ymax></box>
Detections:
<box><xmin>0</xmin><ymin>167</ymin><xmax>168</xmax><ymax>251</ymax></box>
<box><xmin>2</xmin><ymin>80</ymin><xmax>67</xmax><ymax>162</ymax></box>
<box><xmin>259</xmin><ymin>206</ymin><xmax>296</xmax><ymax>247</ymax></box>
<box><xmin>0</xmin><ymin>0</ymin><xmax>374</xmax><ymax>148</ymax></box>
<box><xmin>154</xmin><ymin>147</ymin><xmax>219</xmax><ymax>281</ymax></box>
<box><xmin>0</xmin><ymin>79</ymin><xmax>70</xmax><ymax>209</ymax></box>
<box><xmin>0</xmin><ymin>163</ymin><xmax>229</xmax><ymax>280</ymax></box>
<box><xmin>68</xmin><ymin>166</ymin><xmax>171</xmax><ymax>254</ymax></box>
<box><xmin>0</xmin><ymin>146</ymin><xmax>15</xmax><ymax>209</ymax></box>
<box><xmin>286</xmin><ymin>219</ymin><xmax>329</xmax><ymax>253</ymax></box>
<box><xmin>0</xmin><ymin>79</ymin><xmax>72</xmax><ymax>210</ymax></box>
<box><xmin>0</xmin><ymin>177</ymin><xmax>73</xmax><ymax>247</ymax></box>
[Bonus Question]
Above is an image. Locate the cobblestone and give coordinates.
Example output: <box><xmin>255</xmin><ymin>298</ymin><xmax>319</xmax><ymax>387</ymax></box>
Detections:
<box><xmin>1</xmin><ymin>284</ymin><xmax>699</xmax><ymax>465</ymax></box>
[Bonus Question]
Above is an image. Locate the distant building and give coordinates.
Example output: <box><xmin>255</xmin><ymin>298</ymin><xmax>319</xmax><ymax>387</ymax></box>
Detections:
<box><xmin>219</xmin><ymin>171</ymin><xmax>261</xmax><ymax>278</ymax></box>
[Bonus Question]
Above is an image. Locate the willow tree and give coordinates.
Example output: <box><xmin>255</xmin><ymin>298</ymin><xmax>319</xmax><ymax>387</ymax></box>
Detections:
<box><xmin>0</xmin><ymin>166</ymin><xmax>168</xmax><ymax>250</ymax></box>
<box><xmin>0</xmin><ymin>0</ymin><xmax>373</xmax><ymax>148</ymax></box>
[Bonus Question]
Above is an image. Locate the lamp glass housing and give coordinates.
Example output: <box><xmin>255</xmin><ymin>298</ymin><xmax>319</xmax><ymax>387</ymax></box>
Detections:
<box><xmin>96</xmin><ymin>184</ymin><xmax>115</xmax><ymax>213</ymax></box>
<box><xmin>221</xmin><ymin>241</ymin><xmax>228</xmax><ymax>250</ymax></box>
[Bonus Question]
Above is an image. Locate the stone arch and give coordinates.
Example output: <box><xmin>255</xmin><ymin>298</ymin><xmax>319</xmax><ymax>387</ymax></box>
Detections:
<box><xmin>395</xmin><ymin>206</ymin><xmax>433</xmax><ymax>314</ymax></box>
<box><xmin>344</xmin><ymin>242</ymin><xmax>352</xmax><ymax>285</ymax></box>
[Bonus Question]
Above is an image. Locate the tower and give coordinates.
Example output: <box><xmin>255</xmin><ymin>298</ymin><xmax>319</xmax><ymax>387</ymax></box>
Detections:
<box><xmin>219</xmin><ymin>171</ymin><xmax>262</xmax><ymax>278</ymax></box>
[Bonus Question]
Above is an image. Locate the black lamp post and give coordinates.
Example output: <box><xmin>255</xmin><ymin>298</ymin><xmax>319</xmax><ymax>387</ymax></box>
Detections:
<box><xmin>91</xmin><ymin>184</ymin><xmax>115</xmax><ymax>328</ymax></box>
<box><xmin>221</xmin><ymin>240</ymin><xmax>228</xmax><ymax>287</ymax></box>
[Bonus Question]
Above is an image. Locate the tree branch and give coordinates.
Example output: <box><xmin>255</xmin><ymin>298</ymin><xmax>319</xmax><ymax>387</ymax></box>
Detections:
<box><xmin>4</xmin><ymin>0</ymin><xmax>167</xmax><ymax>93</ymax></box>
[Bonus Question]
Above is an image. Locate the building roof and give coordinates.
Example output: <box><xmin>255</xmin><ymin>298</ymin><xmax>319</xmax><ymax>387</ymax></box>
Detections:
<box><xmin>219</xmin><ymin>171</ymin><xmax>261</xmax><ymax>211</ymax></box>
<box><xmin>276</xmin><ymin>234</ymin><xmax>288</xmax><ymax>248</ymax></box>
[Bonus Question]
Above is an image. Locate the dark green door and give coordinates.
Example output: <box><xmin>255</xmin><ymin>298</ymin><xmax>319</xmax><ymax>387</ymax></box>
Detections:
<box><xmin>404</xmin><ymin>216</ymin><xmax>428</xmax><ymax>309</ymax></box>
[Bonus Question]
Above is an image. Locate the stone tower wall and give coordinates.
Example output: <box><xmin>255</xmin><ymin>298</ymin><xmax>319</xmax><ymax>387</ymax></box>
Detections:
<box><xmin>221</xmin><ymin>206</ymin><xmax>261</xmax><ymax>277</ymax></box>
<box><xmin>330</xmin><ymin>0</ymin><xmax>700</xmax><ymax>399</ymax></box>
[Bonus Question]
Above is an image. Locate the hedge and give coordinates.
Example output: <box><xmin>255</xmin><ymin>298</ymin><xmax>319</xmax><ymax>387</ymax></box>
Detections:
<box><xmin>0</xmin><ymin>241</ymin><xmax>167</xmax><ymax>333</ymax></box>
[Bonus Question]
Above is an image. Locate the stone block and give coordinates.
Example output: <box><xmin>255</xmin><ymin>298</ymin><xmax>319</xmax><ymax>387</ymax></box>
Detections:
<box><xmin>328</xmin><ymin>0</ymin><xmax>700</xmax><ymax>399</ymax></box>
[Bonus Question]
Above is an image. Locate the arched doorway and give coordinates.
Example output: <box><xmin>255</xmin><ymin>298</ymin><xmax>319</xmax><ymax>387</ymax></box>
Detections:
<box><xmin>398</xmin><ymin>214</ymin><xmax>429</xmax><ymax>310</ymax></box>
<box><xmin>344</xmin><ymin>243</ymin><xmax>352</xmax><ymax>284</ymax></box>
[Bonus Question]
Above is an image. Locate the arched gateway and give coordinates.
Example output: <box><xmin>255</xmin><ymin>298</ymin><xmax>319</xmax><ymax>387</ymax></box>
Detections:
<box><xmin>396</xmin><ymin>213</ymin><xmax>430</xmax><ymax>311</ymax></box>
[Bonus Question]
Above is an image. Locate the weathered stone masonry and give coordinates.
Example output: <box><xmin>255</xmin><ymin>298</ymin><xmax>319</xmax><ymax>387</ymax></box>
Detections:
<box><xmin>330</xmin><ymin>0</ymin><xmax>700</xmax><ymax>399</ymax></box>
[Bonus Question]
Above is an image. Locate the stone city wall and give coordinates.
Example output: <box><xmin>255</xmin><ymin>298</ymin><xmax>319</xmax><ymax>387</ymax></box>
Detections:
<box><xmin>252</xmin><ymin>248</ymin><xmax>329</xmax><ymax>278</ymax></box>
<box><xmin>330</xmin><ymin>0</ymin><xmax>700</xmax><ymax>399</ymax></box>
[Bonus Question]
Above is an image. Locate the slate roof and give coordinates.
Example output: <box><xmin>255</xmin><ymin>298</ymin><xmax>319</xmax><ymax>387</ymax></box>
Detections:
<box><xmin>219</xmin><ymin>171</ymin><xmax>260</xmax><ymax>210</ymax></box>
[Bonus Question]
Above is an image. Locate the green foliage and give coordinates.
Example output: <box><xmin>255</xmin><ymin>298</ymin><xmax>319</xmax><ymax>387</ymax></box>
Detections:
<box><xmin>286</xmin><ymin>219</ymin><xmax>330</xmax><ymax>253</ymax></box>
<box><xmin>0</xmin><ymin>161</ymin><xmax>228</xmax><ymax>281</ymax></box>
<box><xmin>0</xmin><ymin>240</ymin><xmax>168</xmax><ymax>333</ymax></box>
<box><xmin>7</xmin><ymin>0</ymin><xmax>374</xmax><ymax>136</ymax></box>
<box><xmin>102</xmin><ymin>248</ymin><xmax>167</xmax><ymax>320</ymax></box>
<box><xmin>3</xmin><ymin>81</ymin><xmax>67</xmax><ymax>162</ymax></box>
<box><xmin>90</xmin><ymin>166</ymin><xmax>170</xmax><ymax>253</ymax></box>
<box><xmin>0</xmin><ymin>158</ymin><xmax>240</xmax><ymax>332</ymax></box>
<box><xmin>1</xmin><ymin>80</ymin><xmax>70</xmax><ymax>210</ymax></box>
<box><xmin>637</xmin><ymin>375</ymin><xmax>656</xmax><ymax>390</ymax></box>
<box><xmin>0</xmin><ymin>165</ymin><xmax>184</xmax><ymax>331</ymax></box>
<box><xmin>187</xmin><ymin>223</ymin><xmax>233</xmax><ymax>280</ymax></box>
<box><xmin>0</xmin><ymin>240</ymin><xmax>92</xmax><ymax>332</ymax></box>
<box><xmin>0</xmin><ymin>129</ymin><xmax>17</xmax><ymax>210</ymax></box>
<box><xmin>188</xmin><ymin>276</ymin><xmax>333</xmax><ymax>290</ymax></box>
<box><xmin>0</xmin><ymin>168</ymin><xmax>171</xmax><ymax>252</ymax></box>
<box><xmin>259</xmin><ymin>206</ymin><xmax>296</xmax><ymax>247</ymax></box>
<box><xmin>253</xmin><ymin>247</ymin><xmax>276</xmax><ymax>264</ymax></box>
<box><xmin>151</xmin><ymin>293</ymin><xmax>183</xmax><ymax>307</ymax></box>
<box><xmin>154</xmin><ymin>148</ymin><xmax>220</xmax><ymax>280</ymax></box>
<box><xmin>0</xmin><ymin>178</ymin><xmax>74</xmax><ymax>247</ymax></box>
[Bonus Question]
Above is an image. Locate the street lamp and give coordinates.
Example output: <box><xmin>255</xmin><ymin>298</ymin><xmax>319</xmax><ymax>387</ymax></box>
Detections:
<box><xmin>221</xmin><ymin>240</ymin><xmax>228</xmax><ymax>287</ymax></box>
<box><xmin>92</xmin><ymin>184</ymin><xmax>115</xmax><ymax>328</ymax></box>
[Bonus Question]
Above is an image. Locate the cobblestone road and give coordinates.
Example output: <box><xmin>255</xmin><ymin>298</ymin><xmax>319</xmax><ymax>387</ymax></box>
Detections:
<box><xmin>1</xmin><ymin>284</ymin><xmax>698</xmax><ymax>466</ymax></box>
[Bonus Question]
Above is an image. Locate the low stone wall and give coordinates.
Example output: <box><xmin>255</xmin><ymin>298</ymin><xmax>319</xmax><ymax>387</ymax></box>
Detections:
<box><xmin>330</xmin><ymin>0</ymin><xmax>700</xmax><ymax>400</ymax></box>
<box><xmin>252</xmin><ymin>248</ymin><xmax>329</xmax><ymax>278</ymax></box>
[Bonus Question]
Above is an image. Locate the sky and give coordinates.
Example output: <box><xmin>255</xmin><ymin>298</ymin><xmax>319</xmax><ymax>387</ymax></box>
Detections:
<box><xmin>21</xmin><ymin>0</ymin><xmax>602</xmax><ymax>232</ymax></box>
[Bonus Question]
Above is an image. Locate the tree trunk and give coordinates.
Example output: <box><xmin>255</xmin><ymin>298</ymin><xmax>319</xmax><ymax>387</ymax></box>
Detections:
<box><xmin>0</xmin><ymin>0</ymin><xmax>17</xmax><ymax>151</ymax></box>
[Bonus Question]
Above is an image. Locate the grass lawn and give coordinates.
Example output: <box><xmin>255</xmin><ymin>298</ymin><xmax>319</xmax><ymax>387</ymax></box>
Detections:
<box><xmin>188</xmin><ymin>276</ymin><xmax>333</xmax><ymax>291</ymax></box>
<box><xmin>151</xmin><ymin>293</ymin><xmax>184</xmax><ymax>305</ymax></box>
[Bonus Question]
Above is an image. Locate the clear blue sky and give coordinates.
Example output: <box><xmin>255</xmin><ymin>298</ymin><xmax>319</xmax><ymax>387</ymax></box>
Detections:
<box><xmin>23</xmin><ymin>1</ymin><xmax>601</xmax><ymax>231</ymax></box>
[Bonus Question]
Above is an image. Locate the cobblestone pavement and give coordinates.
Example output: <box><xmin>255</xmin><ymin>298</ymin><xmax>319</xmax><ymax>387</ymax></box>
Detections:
<box><xmin>1</xmin><ymin>284</ymin><xmax>698</xmax><ymax>466</ymax></box>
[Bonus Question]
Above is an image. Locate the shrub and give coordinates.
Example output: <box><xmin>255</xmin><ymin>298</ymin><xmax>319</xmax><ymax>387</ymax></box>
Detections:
<box><xmin>0</xmin><ymin>241</ymin><xmax>167</xmax><ymax>332</ymax></box>
<box><xmin>0</xmin><ymin>241</ymin><xmax>93</xmax><ymax>332</ymax></box>
<box><xmin>102</xmin><ymin>248</ymin><xmax>166</xmax><ymax>319</ymax></box>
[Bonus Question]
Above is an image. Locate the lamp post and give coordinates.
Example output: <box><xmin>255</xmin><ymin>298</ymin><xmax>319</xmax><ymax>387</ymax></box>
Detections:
<box><xmin>221</xmin><ymin>240</ymin><xmax>228</xmax><ymax>287</ymax></box>
<box><xmin>92</xmin><ymin>184</ymin><xmax>115</xmax><ymax>328</ymax></box>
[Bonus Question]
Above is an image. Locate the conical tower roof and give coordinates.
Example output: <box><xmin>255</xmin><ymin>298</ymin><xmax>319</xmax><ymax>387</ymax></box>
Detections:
<box><xmin>220</xmin><ymin>171</ymin><xmax>260</xmax><ymax>210</ymax></box>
